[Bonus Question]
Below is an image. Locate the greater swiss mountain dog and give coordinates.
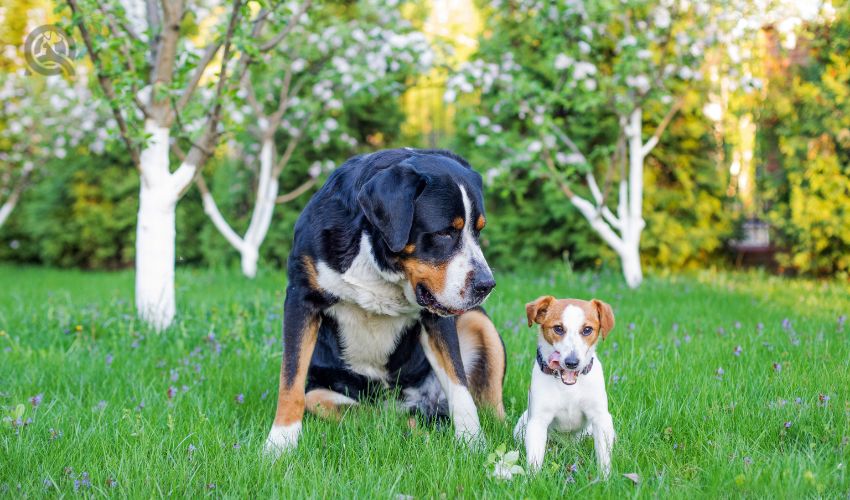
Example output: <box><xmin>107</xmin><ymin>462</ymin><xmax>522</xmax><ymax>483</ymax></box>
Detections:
<box><xmin>264</xmin><ymin>148</ymin><xmax>506</xmax><ymax>456</ymax></box>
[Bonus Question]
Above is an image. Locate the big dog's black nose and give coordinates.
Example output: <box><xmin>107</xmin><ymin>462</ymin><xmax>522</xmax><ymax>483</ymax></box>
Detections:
<box><xmin>473</xmin><ymin>277</ymin><xmax>496</xmax><ymax>297</ymax></box>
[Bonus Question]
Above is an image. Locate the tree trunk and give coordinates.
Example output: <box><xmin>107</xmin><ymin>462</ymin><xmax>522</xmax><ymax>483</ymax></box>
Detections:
<box><xmin>619</xmin><ymin>238</ymin><xmax>643</xmax><ymax>288</ymax></box>
<box><xmin>136</xmin><ymin>180</ymin><xmax>178</xmax><ymax>330</ymax></box>
<box><xmin>135</xmin><ymin>119</ymin><xmax>192</xmax><ymax>331</ymax></box>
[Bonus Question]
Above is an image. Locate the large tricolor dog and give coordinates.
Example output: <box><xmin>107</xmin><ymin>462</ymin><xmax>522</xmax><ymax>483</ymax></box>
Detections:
<box><xmin>264</xmin><ymin>148</ymin><xmax>505</xmax><ymax>456</ymax></box>
<box><xmin>514</xmin><ymin>296</ymin><xmax>616</xmax><ymax>477</ymax></box>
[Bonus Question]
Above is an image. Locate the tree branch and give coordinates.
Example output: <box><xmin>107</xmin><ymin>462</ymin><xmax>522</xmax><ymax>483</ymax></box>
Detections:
<box><xmin>259</xmin><ymin>0</ymin><xmax>312</xmax><ymax>52</ymax></box>
<box><xmin>174</xmin><ymin>0</ymin><xmax>243</xmax><ymax>196</ymax></box>
<box><xmin>276</xmin><ymin>178</ymin><xmax>318</xmax><ymax>204</ymax></box>
<box><xmin>66</xmin><ymin>0</ymin><xmax>140</xmax><ymax>169</ymax></box>
<box><xmin>641</xmin><ymin>97</ymin><xmax>684</xmax><ymax>156</ymax></box>
<box><xmin>196</xmin><ymin>174</ymin><xmax>245</xmax><ymax>250</ymax></box>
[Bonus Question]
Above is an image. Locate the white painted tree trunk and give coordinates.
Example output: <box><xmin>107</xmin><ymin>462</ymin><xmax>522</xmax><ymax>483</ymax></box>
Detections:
<box><xmin>202</xmin><ymin>137</ymin><xmax>280</xmax><ymax>278</ymax></box>
<box><xmin>135</xmin><ymin>119</ymin><xmax>196</xmax><ymax>330</ymax></box>
<box><xmin>558</xmin><ymin>106</ymin><xmax>652</xmax><ymax>288</ymax></box>
<box><xmin>0</xmin><ymin>199</ymin><xmax>17</xmax><ymax>228</ymax></box>
<box><xmin>0</xmin><ymin>163</ymin><xmax>35</xmax><ymax>229</ymax></box>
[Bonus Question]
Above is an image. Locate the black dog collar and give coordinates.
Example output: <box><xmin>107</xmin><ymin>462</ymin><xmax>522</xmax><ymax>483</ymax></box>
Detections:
<box><xmin>536</xmin><ymin>348</ymin><xmax>593</xmax><ymax>380</ymax></box>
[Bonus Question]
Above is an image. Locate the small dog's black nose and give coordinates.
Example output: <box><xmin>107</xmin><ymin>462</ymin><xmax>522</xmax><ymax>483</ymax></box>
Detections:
<box><xmin>563</xmin><ymin>352</ymin><xmax>579</xmax><ymax>370</ymax></box>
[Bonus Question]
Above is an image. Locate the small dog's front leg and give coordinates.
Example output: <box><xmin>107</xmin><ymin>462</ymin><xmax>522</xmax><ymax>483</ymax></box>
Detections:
<box><xmin>524</xmin><ymin>415</ymin><xmax>550</xmax><ymax>473</ymax></box>
<box><xmin>420</xmin><ymin>315</ymin><xmax>482</xmax><ymax>446</ymax></box>
<box><xmin>590</xmin><ymin>412</ymin><xmax>615</xmax><ymax>478</ymax></box>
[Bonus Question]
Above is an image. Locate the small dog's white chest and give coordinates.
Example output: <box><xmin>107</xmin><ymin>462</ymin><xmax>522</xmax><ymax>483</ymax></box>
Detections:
<box><xmin>326</xmin><ymin>302</ymin><xmax>418</xmax><ymax>380</ymax></box>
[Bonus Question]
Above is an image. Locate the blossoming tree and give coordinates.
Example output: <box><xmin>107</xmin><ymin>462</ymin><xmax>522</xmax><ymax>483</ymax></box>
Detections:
<box><xmin>65</xmin><ymin>0</ymin><xmax>308</xmax><ymax>329</ymax></box>
<box><xmin>448</xmin><ymin>0</ymin><xmax>713</xmax><ymax>287</ymax></box>
<box><xmin>197</xmin><ymin>0</ymin><xmax>433</xmax><ymax>278</ymax></box>
<box><xmin>0</xmin><ymin>68</ymin><xmax>104</xmax><ymax>229</ymax></box>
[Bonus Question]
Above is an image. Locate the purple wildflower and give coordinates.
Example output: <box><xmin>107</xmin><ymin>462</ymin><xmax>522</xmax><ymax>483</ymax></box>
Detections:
<box><xmin>131</xmin><ymin>340</ymin><xmax>140</xmax><ymax>349</ymax></box>
<box><xmin>782</xmin><ymin>318</ymin><xmax>792</xmax><ymax>330</ymax></box>
<box><xmin>734</xmin><ymin>321</ymin><xmax>742</xmax><ymax>329</ymax></box>
<box><xmin>839</xmin><ymin>315</ymin><xmax>847</xmax><ymax>332</ymax></box>
<box><xmin>80</xmin><ymin>472</ymin><xmax>91</xmax><ymax>489</ymax></box>
<box><xmin>106</xmin><ymin>478</ymin><xmax>118</xmax><ymax>488</ymax></box>
<box><xmin>567</xmin><ymin>463</ymin><xmax>578</xmax><ymax>473</ymax></box>
<box><xmin>743</xmin><ymin>456</ymin><xmax>752</xmax><ymax>465</ymax></box>
<box><xmin>819</xmin><ymin>394</ymin><xmax>830</xmax><ymax>406</ymax></box>
<box><xmin>672</xmin><ymin>323</ymin><xmax>679</xmax><ymax>333</ymax></box>
<box><xmin>169</xmin><ymin>369</ymin><xmax>179</xmax><ymax>382</ymax></box>
<box><xmin>95</xmin><ymin>400</ymin><xmax>107</xmax><ymax>411</ymax></box>
<box><xmin>49</xmin><ymin>428</ymin><xmax>63</xmax><ymax>441</ymax></box>
<box><xmin>206</xmin><ymin>483</ymin><xmax>216</xmax><ymax>490</ymax></box>
<box><xmin>181</xmin><ymin>385</ymin><xmax>190</xmax><ymax>392</ymax></box>
<box><xmin>773</xmin><ymin>363</ymin><xmax>782</xmax><ymax>373</ymax></box>
<box><xmin>733</xmin><ymin>346</ymin><xmax>742</xmax><ymax>356</ymax></box>
<box><xmin>188</xmin><ymin>443</ymin><xmax>196</xmax><ymax>459</ymax></box>
<box><xmin>167</xmin><ymin>386</ymin><xmax>176</xmax><ymax>399</ymax></box>
<box><xmin>43</xmin><ymin>478</ymin><xmax>53</xmax><ymax>489</ymax></box>
<box><xmin>136</xmin><ymin>400</ymin><xmax>145</xmax><ymax>412</ymax></box>
<box><xmin>261</xmin><ymin>390</ymin><xmax>269</xmax><ymax>400</ymax></box>
<box><xmin>233</xmin><ymin>442</ymin><xmax>241</xmax><ymax>450</ymax></box>
<box><xmin>628</xmin><ymin>322</ymin><xmax>636</xmax><ymax>330</ymax></box>
<box><xmin>684</xmin><ymin>334</ymin><xmax>692</xmax><ymax>343</ymax></box>
<box><xmin>757</xmin><ymin>322</ymin><xmax>764</xmax><ymax>331</ymax></box>
<box><xmin>30</xmin><ymin>393</ymin><xmax>43</xmax><ymax>407</ymax></box>
<box><xmin>235</xmin><ymin>393</ymin><xmax>245</xmax><ymax>405</ymax></box>
<box><xmin>784</xmin><ymin>421</ymin><xmax>792</xmax><ymax>429</ymax></box>
<box><xmin>717</xmin><ymin>327</ymin><xmax>726</xmax><ymax>335</ymax></box>
<box><xmin>715</xmin><ymin>367</ymin><xmax>725</xmax><ymax>379</ymax></box>
<box><xmin>105</xmin><ymin>353</ymin><xmax>113</xmax><ymax>366</ymax></box>
<box><xmin>795</xmin><ymin>397</ymin><xmax>803</xmax><ymax>405</ymax></box>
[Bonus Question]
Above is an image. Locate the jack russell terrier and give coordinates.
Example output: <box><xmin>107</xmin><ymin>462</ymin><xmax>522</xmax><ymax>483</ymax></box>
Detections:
<box><xmin>513</xmin><ymin>296</ymin><xmax>616</xmax><ymax>477</ymax></box>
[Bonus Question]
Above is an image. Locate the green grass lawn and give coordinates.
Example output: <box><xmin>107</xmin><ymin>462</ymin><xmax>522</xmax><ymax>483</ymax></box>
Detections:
<box><xmin>1</xmin><ymin>264</ymin><xmax>848</xmax><ymax>498</ymax></box>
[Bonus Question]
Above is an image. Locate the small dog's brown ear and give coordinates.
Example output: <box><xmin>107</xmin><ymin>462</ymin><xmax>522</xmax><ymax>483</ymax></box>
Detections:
<box><xmin>525</xmin><ymin>296</ymin><xmax>555</xmax><ymax>327</ymax></box>
<box><xmin>593</xmin><ymin>299</ymin><xmax>615</xmax><ymax>340</ymax></box>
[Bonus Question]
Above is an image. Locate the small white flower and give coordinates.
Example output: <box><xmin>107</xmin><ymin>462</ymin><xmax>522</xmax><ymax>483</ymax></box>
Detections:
<box><xmin>528</xmin><ymin>140</ymin><xmax>542</xmax><ymax>153</ymax></box>
<box><xmin>475</xmin><ymin>134</ymin><xmax>488</xmax><ymax>146</ymax></box>
<box><xmin>554</xmin><ymin>53</ymin><xmax>573</xmax><ymax>70</ymax></box>
<box><xmin>578</xmin><ymin>41</ymin><xmax>591</xmax><ymax>54</ymax></box>
<box><xmin>291</xmin><ymin>59</ymin><xmax>307</xmax><ymax>72</ymax></box>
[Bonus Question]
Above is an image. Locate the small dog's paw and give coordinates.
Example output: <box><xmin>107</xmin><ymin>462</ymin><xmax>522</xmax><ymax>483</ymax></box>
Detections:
<box><xmin>263</xmin><ymin>423</ymin><xmax>301</xmax><ymax>459</ymax></box>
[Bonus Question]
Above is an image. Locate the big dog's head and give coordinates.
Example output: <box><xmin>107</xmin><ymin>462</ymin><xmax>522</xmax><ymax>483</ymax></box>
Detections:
<box><xmin>358</xmin><ymin>151</ymin><xmax>495</xmax><ymax>316</ymax></box>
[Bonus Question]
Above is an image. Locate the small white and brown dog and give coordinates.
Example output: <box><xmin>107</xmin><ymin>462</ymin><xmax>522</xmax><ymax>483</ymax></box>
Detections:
<box><xmin>513</xmin><ymin>296</ymin><xmax>616</xmax><ymax>477</ymax></box>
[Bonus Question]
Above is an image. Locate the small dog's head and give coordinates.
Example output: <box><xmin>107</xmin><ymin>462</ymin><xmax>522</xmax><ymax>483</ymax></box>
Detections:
<box><xmin>525</xmin><ymin>296</ymin><xmax>615</xmax><ymax>384</ymax></box>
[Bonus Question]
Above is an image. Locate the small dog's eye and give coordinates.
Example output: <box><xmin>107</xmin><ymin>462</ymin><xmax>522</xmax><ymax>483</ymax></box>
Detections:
<box><xmin>553</xmin><ymin>325</ymin><xmax>565</xmax><ymax>335</ymax></box>
<box><xmin>581</xmin><ymin>326</ymin><xmax>593</xmax><ymax>336</ymax></box>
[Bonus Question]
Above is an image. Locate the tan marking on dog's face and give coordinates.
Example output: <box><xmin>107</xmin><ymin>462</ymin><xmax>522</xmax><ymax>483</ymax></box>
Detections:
<box><xmin>400</xmin><ymin>257</ymin><xmax>448</xmax><ymax>299</ymax></box>
<box><xmin>302</xmin><ymin>255</ymin><xmax>321</xmax><ymax>291</ymax></box>
<box><xmin>452</xmin><ymin>216</ymin><xmax>465</xmax><ymax>230</ymax></box>
<box><xmin>475</xmin><ymin>215</ymin><xmax>486</xmax><ymax>231</ymax></box>
<box><xmin>273</xmin><ymin>317</ymin><xmax>319</xmax><ymax>426</ymax></box>
<box><xmin>403</xmin><ymin>243</ymin><xmax>416</xmax><ymax>254</ymax></box>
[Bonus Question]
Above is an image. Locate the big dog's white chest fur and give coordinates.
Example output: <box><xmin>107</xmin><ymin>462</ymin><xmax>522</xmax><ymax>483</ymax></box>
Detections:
<box><xmin>316</xmin><ymin>233</ymin><xmax>421</xmax><ymax>380</ymax></box>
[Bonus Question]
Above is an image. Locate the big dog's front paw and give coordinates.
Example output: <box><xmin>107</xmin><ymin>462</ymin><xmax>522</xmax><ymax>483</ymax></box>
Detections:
<box><xmin>263</xmin><ymin>423</ymin><xmax>301</xmax><ymax>459</ymax></box>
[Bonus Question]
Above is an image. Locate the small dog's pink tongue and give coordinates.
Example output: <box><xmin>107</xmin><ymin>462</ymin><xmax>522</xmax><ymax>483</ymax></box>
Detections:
<box><xmin>560</xmin><ymin>370</ymin><xmax>578</xmax><ymax>385</ymax></box>
<box><xmin>547</xmin><ymin>351</ymin><xmax>561</xmax><ymax>371</ymax></box>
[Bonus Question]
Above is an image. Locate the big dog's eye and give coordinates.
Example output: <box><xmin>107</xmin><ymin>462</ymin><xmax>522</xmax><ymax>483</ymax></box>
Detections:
<box><xmin>581</xmin><ymin>326</ymin><xmax>593</xmax><ymax>336</ymax></box>
<box><xmin>553</xmin><ymin>325</ymin><xmax>565</xmax><ymax>335</ymax></box>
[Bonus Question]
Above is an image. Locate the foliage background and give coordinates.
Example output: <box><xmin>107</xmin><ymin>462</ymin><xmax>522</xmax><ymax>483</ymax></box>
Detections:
<box><xmin>0</xmin><ymin>0</ymin><xmax>848</xmax><ymax>280</ymax></box>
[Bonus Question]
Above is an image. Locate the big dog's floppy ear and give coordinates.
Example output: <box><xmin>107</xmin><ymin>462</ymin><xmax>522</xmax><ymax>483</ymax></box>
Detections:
<box><xmin>592</xmin><ymin>299</ymin><xmax>615</xmax><ymax>340</ymax></box>
<box><xmin>357</xmin><ymin>163</ymin><xmax>428</xmax><ymax>253</ymax></box>
<box><xmin>525</xmin><ymin>295</ymin><xmax>555</xmax><ymax>327</ymax></box>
